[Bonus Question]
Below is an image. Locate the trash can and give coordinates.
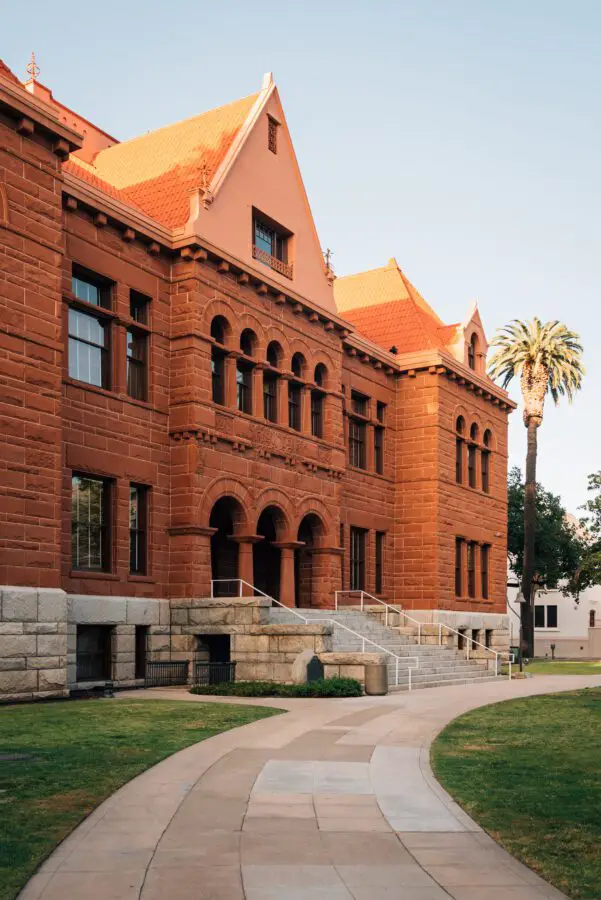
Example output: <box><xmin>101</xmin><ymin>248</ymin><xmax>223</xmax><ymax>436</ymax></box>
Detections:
<box><xmin>364</xmin><ymin>663</ymin><xmax>388</xmax><ymax>696</ymax></box>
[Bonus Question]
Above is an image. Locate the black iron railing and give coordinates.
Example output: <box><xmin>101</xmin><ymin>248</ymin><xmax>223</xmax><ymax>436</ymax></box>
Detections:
<box><xmin>193</xmin><ymin>661</ymin><xmax>236</xmax><ymax>687</ymax></box>
<box><xmin>145</xmin><ymin>660</ymin><xmax>189</xmax><ymax>687</ymax></box>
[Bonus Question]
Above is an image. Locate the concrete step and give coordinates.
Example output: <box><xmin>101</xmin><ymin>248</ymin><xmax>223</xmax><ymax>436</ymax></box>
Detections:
<box><xmin>389</xmin><ymin>674</ymin><xmax>504</xmax><ymax>692</ymax></box>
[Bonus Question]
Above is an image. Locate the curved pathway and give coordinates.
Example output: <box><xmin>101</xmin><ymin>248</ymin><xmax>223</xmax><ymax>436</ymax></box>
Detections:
<box><xmin>20</xmin><ymin>674</ymin><xmax>601</xmax><ymax>900</ymax></box>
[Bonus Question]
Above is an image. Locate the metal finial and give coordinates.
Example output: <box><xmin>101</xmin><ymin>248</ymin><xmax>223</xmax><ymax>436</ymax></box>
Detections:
<box><xmin>323</xmin><ymin>248</ymin><xmax>334</xmax><ymax>271</ymax></box>
<box><xmin>26</xmin><ymin>52</ymin><xmax>40</xmax><ymax>82</ymax></box>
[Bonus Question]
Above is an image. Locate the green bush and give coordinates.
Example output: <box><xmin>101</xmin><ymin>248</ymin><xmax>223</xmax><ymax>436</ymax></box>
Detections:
<box><xmin>190</xmin><ymin>677</ymin><xmax>362</xmax><ymax>698</ymax></box>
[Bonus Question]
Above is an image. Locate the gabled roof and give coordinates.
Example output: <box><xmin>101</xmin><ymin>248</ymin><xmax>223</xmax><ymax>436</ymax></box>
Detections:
<box><xmin>80</xmin><ymin>92</ymin><xmax>259</xmax><ymax>228</ymax></box>
<box><xmin>0</xmin><ymin>59</ymin><xmax>20</xmax><ymax>85</ymax></box>
<box><xmin>335</xmin><ymin>258</ymin><xmax>459</xmax><ymax>355</ymax></box>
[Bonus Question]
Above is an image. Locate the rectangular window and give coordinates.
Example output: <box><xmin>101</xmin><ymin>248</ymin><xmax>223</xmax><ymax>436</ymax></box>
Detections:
<box><xmin>72</xmin><ymin>268</ymin><xmax>110</xmax><ymax>309</ymax></box>
<box><xmin>468</xmin><ymin>444</ymin><xmax>477</xmax><ymax>488</ymax></box>
<box><xmin>471</xmin><ymin>629</ymin><xmax>479</xmax><ymax>650</ymax></box>
<box><xmin>268</xmin><ymin>115</ymin><xmax>279</xmax><ymax>154</ymax></box>
<box><xmin>129</xmin><ymin>484</ymin><xmax>148</xmax><ymax>575</ymax></box>
<box><xmin>126</xmin><ymin>329</ymin><xmax>147</xmax><ymax>401</ymax></box>
<box><xmin>349</xmin><ymin>418</ymin><xmax>366</xmax><ymax>469</ymax></box>
<box><xmin>534</xmin><ymin>605</ymin><xmax>545</xmax><ymax>628</ymax></box>
<box><xmin>481</xmin><ymin>450</ymin><xmax>490</xmax><ymax>493</ymax></box>
<box><xmin>212</xmin><ymin>350</ymin><xmax>225</xmax><ymax>405</ymax></box>
<box><xmin>376</xmin><ymin>401</ymin><xmax>386</xmax><ymax>423</ymax></box>
<box><xmin>351</xmin><ymin>391</ymin><xmax>368</xmax><ymax>416</ymax></box>
<box><xmin>252</xmin><ymin>212</ymin><xmax>293</xmax><ymax>279</ymax></box>
<box><xmin>547</xmin><ymin>605</ymin><xmax>558</xmax><ymax>628</ymax></box>
<box><xmin>288</xmin><ymin>381</ymin><xmax>301</xmax><ymax>431</ymax></box>
<box><xmin>311</xmin><ymin>390</ymin><xmax>324</xmax><ymax>438</ymax></box>
<box><xmin>76</xmin><ymin>625</ymin><xmax>112</xmax><ymax>682</ymax></box>
<box><xmin>374</xmin><ymin>426</ymin><xmax>384</xmax><ymax>475</ymax></box>
<box><xmin>130</xmin><ymin>290</ymin><xmax>150</xmax><ymax>324</ymax></box>
<box><xmin>135</xmin><ymin>626</ymin><xmax>148</xmax><ymax>679</ymax></box>
<box><xmin>455</xmin><ymin>438</ymin><xmax>463</xmax><ymax>483</ymax></box>
<box><xmin>375</xmin><ymin>532</ymin><xmax>384</xmax><ymax>594</ymax></box>
<box><xmin>485</xmin><ymin>629</ymin><xmax>493</xmax><ymax>649</ymax></box>
<box><xmin>455</xmin><ymin>538</ymin><xmax>463</xmax><ymax>596</ymax></box>
<box><xmin>72</xmin><ymin>474</ymin><xmax>110</xmax><ymax>571</ymax></box>
<box><xmin>467</xmin><ymin>541</ymin><xmax>476</xmax><ymax>598</ymax></box>
<box><xmin>481</xmin><ymin>544</ymin><xmax>490</xmax><ymax>600</ymax></box>
<box><xmin>264</xmin><ymin>372</ymin><xmax>278</xmax><ymax>422</ymax></box>
<box><xmin>237</xmin><ymin>362</ymin><xmax>252</xmax><ymax>414</ymax></box>
<box><xmin>68</xmin><ymin>307</ymin><xmax>109</xmax><ymax>388</ymax></box>
<box><xmin>350</xmin><ymin>527</ymin><xmax>366</xmax><ymax>591</ymax></box>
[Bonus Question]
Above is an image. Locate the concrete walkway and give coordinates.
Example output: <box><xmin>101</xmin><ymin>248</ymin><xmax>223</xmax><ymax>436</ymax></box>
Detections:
<box><xmin>20</xmin><ymin>675</ymin><xmax>601</xmax><ymax>900</ymax></box>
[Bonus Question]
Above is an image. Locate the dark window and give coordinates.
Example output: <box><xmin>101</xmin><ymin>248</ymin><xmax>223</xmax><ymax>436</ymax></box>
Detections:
<box><xmin>268</xmin><ymin>115</ymin><xmax>278</xmax><ymax>153</ymax></box>
<box><xmin>76</xmin><ymin>625</ymin><xmax>112</xmax><ymax>682</ymax></box>
<box><xmin>535</xmin><ymin>605</ymin><xmax>545</xmax><ymax>628</ymax></box>
<box><xmin>129</xmin><ymin>484</ymin><xmax>148</xmax><ymax>575</ymax></box>
<box><xmin>349</xmin><ymin>418</ymin><xmax>366</xmax><ymax>469</ymax></box>
<box><xmin>375</xmin><ymin>532</ymin><xmax>384</xmax><ymax>593</ymax></box>
<box><xmin>455</xmin><ymin>538</ymin><xmax>463</xmax><ymax>596</ymax></box>
<box><xmin>291</xmin><ymin>352</ymin><xmax>305</xmax><ymax>378</ymax></box>
<box><xmin>485</xmin><ymin>629</ymin><xmax>493</xmax><ymax>648</ymax></box>
<box><xmin>314</xmin><ymin>363</ymin><xmax>327</xmax><ymax>387</ymax></box>
<box><xmin>135</xmin><ymin>626</ymin><xmax>148</xmax><ymax>679</ymax></box>
<box><xmin>547</xmin><ymin>605</ymin><xmax>558</xmax><ymax>628</ymax></box>
<box><xmin>351</xmin><ymin>391</ymin><xmax>368</xmax><ymax>416</ymax></box>
<box><xmin>482</xmin><ymin>430</ymin><xmax>492</xmax><ymax>493</ymax></box>
<box><xmin>264</xmin><ymin>372</ymin><xmax>277</xmax><ymax>422</ymax></box>
<box><xmin>72</xmin><ymin>475</ymin><xmax>110</xmax><ymax>571</ymax></box>
<box><xmin>130</xmin><ymin>290</ymin><xmax>150</xmax><ymax>324</ymax></box>
<box><xmin>350</xmin><ymin>527</ymin><xmax>366</xmax><ymax>591</ymax></box>
<box><xmin>374</xmin><ymin>426</ymin><xmax>384</xmax><ymax>474</ymax></box>
<box><xmin>467</xmin><ymin>541</ymin><xmax>476</xmax><ymax>598</ymax></box>
<box><xmin>468</xmin><ymin>443</ymin><xmax>477</xmax><ymax>488</ymax></box>
<box><xmin>126</xmin><ymin>329</ymin><xmax>147</xmax><ymax>401</ymax></box>
<box><xmin>471</xmin><ymin>629</ymin><xmax>479</xmax><ymax>650</ymax></box>
<box><xmin>590</xmin><ymin>609</ymin><xmax>596</xmax><ymax>628</ymax></box>
<box><xmin>457</xmin><ymin>628</ymin><xmax>467</xmax><ymax>650</ymax></box>
<box><xmin>236</xmin><ymin>361</ymin><xmax>252</xmax><ymax>414</ymax></box>
<box><xmin>311</xmin><ymin>390</ymin><xmax>324</xmax><ymax>438</ymax></box>
<box><xmin>456</xmin><ymin>438</ymin><xmax>464</xmax><ymax>484</ymax></box>
<box><xmin>481</xmin><ymin>544</ymin><xmax>490</xmax><ymax>599</ymax></box>
<box><xmin>253</xmin><ymin>212</ymin><xmax>293</xmax><ymax>278</ymax></box>
<box><xmin>72</xmin><ymin>268</ymin><xmax>110</xmax><ymax>308</ymax></box>
<box><xmin>210</xmin><ymin>316</ymin><xmax>228</xmax><ymax>344</ymax></box>
<box><xmin>339</xmin><ymin>523</ymin><xmax>344</xmax><ymax>548</ymax></box>
<box><xmin>468</xmin><ymin>333</ymin><xmax>477</xmax><ymax>370</ymax></box>
<box><xmin>240</xmin><ymin>329</ymin><xmax>256</xmax><ymax>357</ymax></box>
<box><xmin>267</xmin><ymin>341</ymin><xmax>281</xmax><ymax>367</ymax></box>
<box><xmin>212</xmin><ymin>349</ymin><xmax>225</xmax><ymax>405</ymax></box>
<box><xmin>288</xmin><ymin>381</ymin><xmax>301</xmax><ymax>430</ymax></box>
<box><xmin>376</xmin><ymin>401</ymin><xmax>386</xmax><ymax>423</ymax></box>
<box><xmin>68</xmin><ymin>307</ymin><xmax>109</xmax><ymax>388</ymax></box>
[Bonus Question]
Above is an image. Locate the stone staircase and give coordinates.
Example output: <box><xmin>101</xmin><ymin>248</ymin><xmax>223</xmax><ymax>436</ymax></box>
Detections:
<box><xmin>269</xmin><ymin>607</ymin><xmax>502</xmax><ymax>691</ymax></box>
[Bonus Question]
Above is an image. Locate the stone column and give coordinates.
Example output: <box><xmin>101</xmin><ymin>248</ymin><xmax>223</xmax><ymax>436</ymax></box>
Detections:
<box><xmin>273</xmin><ymin>541</ymin><xmax>304</xmax><ymax>608</ymax></box>
<box><xmin>366</xmin><ymin>423</ymin><xmax>375</xmax><ymax>472</ymax></box>
<box><xmin>278</xmin><ymin>375</ymin><xmax>289</xmax><ymax>426</ymax></box>
<box><xmin>228</xmin><ymin>535</ymin><xmax>263</xmax><ymax>594</ymax></box>
<box><xmin>252</xmin><ymin>365</ymin><xmax>264</xmax><ymax>419</ymax></box>
<box><xmin>168</xmin><ymin>525</ymin><xmax>216</xmax><ymax>599</ymax></box>
<box><xmin>301</xmin><ymin>385</ymin><xmax>311</xmax><ymax>434</ymax></box>
<box><xmin>224</xmin><ymin>352</ymin><xmax>239</xmax><ymax>408</ymax></box>
<box><xmin>309</xmin><ymin>547</ymin><xmax>344</xmax><ymax>608</ymax></box>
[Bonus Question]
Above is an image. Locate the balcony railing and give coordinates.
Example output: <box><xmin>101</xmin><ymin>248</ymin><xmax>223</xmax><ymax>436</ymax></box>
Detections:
<box><xmin>252</xmin><ymin>245</ymin><xmax>293</xmax><ymax>280</ymax></box>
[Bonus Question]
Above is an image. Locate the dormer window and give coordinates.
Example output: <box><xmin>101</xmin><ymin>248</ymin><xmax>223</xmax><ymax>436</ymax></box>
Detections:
<box><xmin>468</xmin><ymin>333</ymin><xmax>478</xmax><ymax>370</ymax></box>
<box><xmin>268</xmin><ymin>116</ymin><xmax>279</xmax><ymax>154</ymax></box>
<box><xmin>252</xmin><ymin>210</ymin><xmax>293</xmax><ymax>279</ymax></box>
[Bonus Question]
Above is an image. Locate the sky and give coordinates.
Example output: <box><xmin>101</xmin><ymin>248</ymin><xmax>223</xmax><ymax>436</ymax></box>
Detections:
<box><xmin>4</xmin><ymin>0</ymin><xmax>600</xmax><ymax>514</ymax></box>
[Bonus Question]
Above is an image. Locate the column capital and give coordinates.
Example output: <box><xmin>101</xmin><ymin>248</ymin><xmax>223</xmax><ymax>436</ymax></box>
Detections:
<box><xmin>228</xmin><ymin>534</ymin><xmax>264</xmax><ymax>545</ymax></box>
<box><xmin>272</xmin><ymin>541</ymin><xmax>305</xmax><ymax>551</ymax></box>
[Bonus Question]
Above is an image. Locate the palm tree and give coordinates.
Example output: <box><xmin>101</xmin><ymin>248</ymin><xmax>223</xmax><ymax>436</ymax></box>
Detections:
<box><xmin>488</xmin><ymin>319</ymin><xmax>584</xmax><ymax>657</ymax></box>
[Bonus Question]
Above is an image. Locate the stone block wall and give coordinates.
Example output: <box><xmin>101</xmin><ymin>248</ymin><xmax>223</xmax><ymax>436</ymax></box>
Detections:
<box><xmin>0</xmin><ymin>587</ymin><xmax>68</xmax><ymax>701</ymax></box>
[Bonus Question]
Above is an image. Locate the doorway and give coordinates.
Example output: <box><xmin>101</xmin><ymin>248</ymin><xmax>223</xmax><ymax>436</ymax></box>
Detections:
<box><xmin>253</xmin><ymin>506</ymin><xmax>284</xmax><ymax>599</ymax></box>
<box><xmin>209</xmin><ymin>497</ymin><xmax>242</xmax><ymax>596</ymax></box>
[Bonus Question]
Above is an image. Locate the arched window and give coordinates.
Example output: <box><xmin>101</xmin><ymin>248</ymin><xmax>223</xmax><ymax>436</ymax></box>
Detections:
<box><xmin>468</xmin><ymin>333</ymin><xmax>478</xmax><ymax>370</ymax></box>
<box><xmin>240</xmin><ymin>328</ymin><xmax>257</xmax><ymax>358</ymax></box>
<box><xmin>210</xmin><ymin>315</ymin><xmax>229</xmax><ymax>345</ymax></box>
<box><xmin>266</xmin><ymin>341</ymin><xmax>282</xmax><ymax>368</ymax></box>
<box><xmin>481</xmin><ymin>430</ymin><xmax>492</xmax><ymax>493</ymax></box>
<box><xmin>314</xmin><ymin>363</ymin><xmax>327</xmax><ymax>387</ymax></box>
<box><xmin>291</xmin><ymin>351</ymin><xmax>306</xmax><ymax>379</ymax></box>
<box><xmin>468</xmin><ymin>423</ymin><xmax>478</xmax><ymax>488</ymax></box>
<box><xmin>237</xmin><ymin>330</ymin><xmax>256</xmax><ymax>414</ymax></box>
<box><xmin>288</xmin><ymin>353</ymin><xmax>305</xmax><ymax>431</ymax></box>
<box><xmin>455</xmin><ymin>417</ymin><xmax>465</xmax><ymax>484</ymax></box>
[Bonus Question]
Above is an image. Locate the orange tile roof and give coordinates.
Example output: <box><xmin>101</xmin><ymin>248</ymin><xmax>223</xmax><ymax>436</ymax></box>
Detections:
<box><xmin>81</xmin><ymin>92</ymin><xmax>259</xmax><ymax>227</ymax></box>
<box><xmin>0</xmin><ymin>59</ymin><xmax>21</xmax><ymax>85</ymax></box>
<box><xmin>63</xmin><ymin>158</ymin><xmax>146</xmax><ymax>213</ymax></box>
<box><xmin>335</xmin><ymin>259</ymin><xmax>458</xmax><ymax>355</ymax></box>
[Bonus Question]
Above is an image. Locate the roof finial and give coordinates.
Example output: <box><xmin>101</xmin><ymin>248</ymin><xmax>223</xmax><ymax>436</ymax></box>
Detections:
<box><xmin>26</xmin><ymin>51</ymin><xmax>40</xmax><ymax>83</ymax></box>
<box><xmin>323</xmin><ymin>248</ymin><xmax>336</xmax><ymax>283</ymax></box>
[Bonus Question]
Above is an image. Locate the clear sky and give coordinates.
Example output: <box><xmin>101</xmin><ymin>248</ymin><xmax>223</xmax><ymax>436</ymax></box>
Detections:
<box><xmin>5</xmin><ymin>0</ymin><xmax>600</xmax><ymax>513</ymax></box>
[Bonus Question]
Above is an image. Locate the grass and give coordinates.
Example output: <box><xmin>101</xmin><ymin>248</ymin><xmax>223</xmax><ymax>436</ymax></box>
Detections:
<box><xmin>431</xmin><ymin>688</ymin><xmax>601</xmax><ymax>899</ymax></box>
<box><xmin>525</xmin><ymin>659</ymin><xmax>601</xmax><ymax>675</ymax></box>
<box><xmin>0</xmin><ymin>698</ymin><xmax>281</xmax><ymax>900</ymax></box>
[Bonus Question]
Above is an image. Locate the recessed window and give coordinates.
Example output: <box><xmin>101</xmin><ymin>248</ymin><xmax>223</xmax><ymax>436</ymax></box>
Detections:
<box><xmin>468</xmin><ymin>443</ymin><xmax>477</xmax><ymax>489</ymax></box>
<box><xmin>129</xmin><ymin>484</ymin><xmax>148</xmax><ymax>575</ymax></box>
<box><xmin>210</xmin><ymin>315</ymin><xmax>228</xmax><ymax>345</ymax></box>
<box><xmin>72</xmin><ymin>474</ymin><xmax>110</xmax><ymax>571</ymax></box>
<box><xmin>482</xmin><ymin>430</ymin><xmax>492</xmax><ymax>493</ymax></box>
<box><xmin>314</xmin><ymin>363</ymin><xmax>327</xmax><ymax>388</ymax></box>
<box><xmin>135</xmin><ymin>626</ymin><xmax>149</xmax><ymax>679</ymax></box>
<box><xmin>376</xmin><ymin>401</ymin><xmax>386</xmax><ymax>423</ymax></box>
<box><xmin>264</xmin><ymin>372</ymin><xmax>278</xmax><ymax>422</ymax></box>
<box><xmin>468</xmin><ymin>333</ymin><xmax>478</xmax><ymax>370</ymax></box>
<box><xmin>240</xmin><ymin>328</ymin><xmax>256</xmax><ymax>357</ymax></box>
<box><xmin>76</xmin><ymin>625</ymin><xmax>112</xmax><ymax>682</ymax></box>
<box><xmin>126</xmin><ymin>329</ymin><xmax>147</xmax><ymax>401</ymax></box>
<box><xmin>288</xmin><ymin>381</ymin><xmax>301</xmax><ymax>431</ymax></box>
<box><xmin>547</xmin><ymin>605</ymin><xmax>558</xmax><ymax>628</ymax></box>
<box><xmin>481</xmin><ymin>544</ymin><xmax>490</xmax><ymax>599</ymax></box>
<box><xmin>467</xmin><ymin>542</ymin><xmax>476</xmax><ymax>598</ymax></box>
<box><xmin>236</xmin><ymin>361</ymin><xmax>252</xmax><ymax>414</ymax></box>
<box><xmin>311</xmin><ymin>390</ymin><xmax>324</xmax><ymax>438</ymax></box>
<box><xmin>351</xmin><ymin>391</ymin><xmax>368</xmax><ymax>416</ymax></box>
<box><xmin>349</xmin><ymin>417</ymin><xmax>366</xmax><ymax>469</ymax></box>
<box><xmin>268</xmin><ymin>116</ymin><xmax>279</xmax><ymax>154</ymax></box>
<box><xmin>534</xmin><ymin>605</ymin><xmax>558</xmax><ymax>629</ymax></box>
<box><xmin>455</xmin><ymin>538</ymin><xmax>464</xmax><ymax>596</ymax></box>
<box><xmin>72</xmin><ymin>267</ymin><xmax>111</xmax><ymax>308</ymax></box>
<box><xmin>374</xmin><ymin>426</ymin><xmax>384</xmax><ymax>475</ymax></box>
<box><xmin>252</xmin><ymin>211</ymin><xmax>293</xmax><ymax>279</ymax></box>
<box><xmin>375</xmin><ymin>532</ymin><xmax>385</xmax><ymax>593</ymax></box>
<box><xmin>350</xmin><ymin>527</ymin><xmax>366</xmax><ymax>591</ymax></box>
<box><xmin>130</xmin><ymin>290</ymin><xmax>150</xmax><ymax>324</ymax></box>
<box><xmin>68</xmin><ymin>308</ymin><xmax>109</xmax><ymax>388</ymax></box>
<box><xmin>291</xmin><ymin>352</ymin><xmax>305</xmax><ymax>379</ymax></box>
<box><xmin>267</xmin><ymin>341</ymin><xmax>282</xmax><ymax>367</ymax></box>
<box><xmin>212</xmin><ymin>348</ymin><xmax>225</xmax><ymax>405</ymax></box>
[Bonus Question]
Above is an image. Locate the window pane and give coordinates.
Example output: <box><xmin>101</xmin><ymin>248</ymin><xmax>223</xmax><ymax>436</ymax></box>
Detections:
<box><xmin>455</xmin><ymin>538</ymin><xmax>463</xmax><ymax>596</ymax></box>
<box><xmin>547</xmin><ymin>605</ymin><xmax>558</xmax><ymax>628</ymax></box>
<box><xmin>311</xmin><ymin>391</ymin><xmax>323</xmax><ymax>437</ymax></box>
<box><xmin>212</xmin><ymin>351</ymin><xmax>225</xmax><ymax>405</ymax></box>
<box><xmin>255</xmin><ymin>221</ymin><xmax>273</xmax><ymax>256</ymax></box>
<box><xmin>129</xmin><ymin>484</ymin><xmax>147</xmax><ymax>575</ymax></box>
<box><xmin>72</xmin><ymin>275</ymin><xmax>100</xmax><ymax>306</ymax></box>
<box><xmin>534</xmin><ymin>605</ymin><xmax>545</xmax><ymax>628</ymax></box>
<box><xmin>69</xmin><ymin>308</ymin><xmax>105</xmax><ymax>345</ymax></box>
<box><xmin>72</xmin><ymin>475</ymin><xmax>107</xmax><ymax>570</ymax></box>
<box><xmin>350</xmin><ymin>527</ymin><xmax>366</xmax><ymax>591</ymax></box>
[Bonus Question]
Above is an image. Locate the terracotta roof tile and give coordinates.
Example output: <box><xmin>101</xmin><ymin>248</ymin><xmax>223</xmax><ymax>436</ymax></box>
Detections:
<box><xmin>63</xmin><ymin>158</ymin><xmax>147</xmax><ymax>214</ymax></box>
<box><xmin>85</xmin><ymin>92</ymin><xmax>259</xmax><ymax>227</ymax></box>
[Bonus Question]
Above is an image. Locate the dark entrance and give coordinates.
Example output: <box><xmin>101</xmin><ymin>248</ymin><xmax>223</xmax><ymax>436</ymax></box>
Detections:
<box><xmin>210</xmin><ymin>497</ymin><xmax>241</xmax><ymax>596</ymax></box>
<box><xmin>296</xmin><ymin>514</ymin><xmax>324</xmax><ymax>608</ymax></box>
<box><xmin>76</xmin><ymin>625</ymin><xmax>112</xmax><ymax>682</ymax></box>
<box><xmin>196</xmin><ymin>634</ymin><xmax>231</xmax><ymax>663</ymax></box>
<box><xmin>253</xmin><ymin>506</ymin><xmax>283</xmax><ymax>599</ymax></box>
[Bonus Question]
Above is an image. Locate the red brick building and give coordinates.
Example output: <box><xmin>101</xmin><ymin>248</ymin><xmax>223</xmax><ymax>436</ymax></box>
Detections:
<box><xmin>0</xmin><ymin>62</ymin><xmax>514</xmax><ymax>698</ymax></box>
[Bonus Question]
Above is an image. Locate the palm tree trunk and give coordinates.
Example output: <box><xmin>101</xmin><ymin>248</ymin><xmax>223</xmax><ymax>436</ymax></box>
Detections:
<box><xmin>521</xmin><ymin>418</ymin><xmax>538</xmax><ymax>657</ymax></box>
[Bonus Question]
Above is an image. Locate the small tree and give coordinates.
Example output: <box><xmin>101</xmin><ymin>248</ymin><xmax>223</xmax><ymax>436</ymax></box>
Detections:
<box><xmin>489</xmin><ymin>319</ymin><xmax>584</xmax><ymax>656</ymax></box>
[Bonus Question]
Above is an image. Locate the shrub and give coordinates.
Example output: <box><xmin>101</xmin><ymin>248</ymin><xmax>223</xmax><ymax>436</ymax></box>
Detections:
<box><xmin>189</xmin><ymin>677</ymin><xmax>362</xmax><ymax>698</ymax></box>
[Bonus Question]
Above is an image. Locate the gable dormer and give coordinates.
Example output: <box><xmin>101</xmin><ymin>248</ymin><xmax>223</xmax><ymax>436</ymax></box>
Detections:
<box><xmin>446</xmin><ymin>303</ymin><xmax>489</xmax><ymax>375</ymax></box>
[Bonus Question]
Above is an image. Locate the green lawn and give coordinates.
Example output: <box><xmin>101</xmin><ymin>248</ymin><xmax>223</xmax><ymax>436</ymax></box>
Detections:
<box><xmin>0</xmin><ymin>698</ymin><xmax>281</xmax><ymax>900</ymax></box>
<box><xmin>526</xmin><ymin>659</ymin><xmax>601</xmax><ymax>675</ymax></box>
<box><xmin>431</xmin><ymin>688</ymin><xmax>601</xmax><ymax>899</ymax></box>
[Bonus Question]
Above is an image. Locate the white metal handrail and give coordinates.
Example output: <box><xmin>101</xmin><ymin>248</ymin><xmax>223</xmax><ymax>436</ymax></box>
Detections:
<box><xmin>210</xmin><ymin>579</ymin><xmax>419</xmax><ymax>689</ymax></box>
<box><xmin>334</xmin><ymin>590</ymin><xmax>421</xmax><ymax>643</ymax></box>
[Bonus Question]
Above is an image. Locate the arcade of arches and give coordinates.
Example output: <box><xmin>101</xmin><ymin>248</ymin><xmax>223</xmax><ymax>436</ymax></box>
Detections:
<box><xmin>208</xmin><ymin>496</ymin><xmax>338</xmax><ymax>608</ymax></box>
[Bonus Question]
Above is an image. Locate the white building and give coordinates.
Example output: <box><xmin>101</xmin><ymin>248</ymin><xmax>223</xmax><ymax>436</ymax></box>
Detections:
<box><xmin>507</xmin><ymin>582</ymin><xmax>601</xmax><ymax>658</ymax></box>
